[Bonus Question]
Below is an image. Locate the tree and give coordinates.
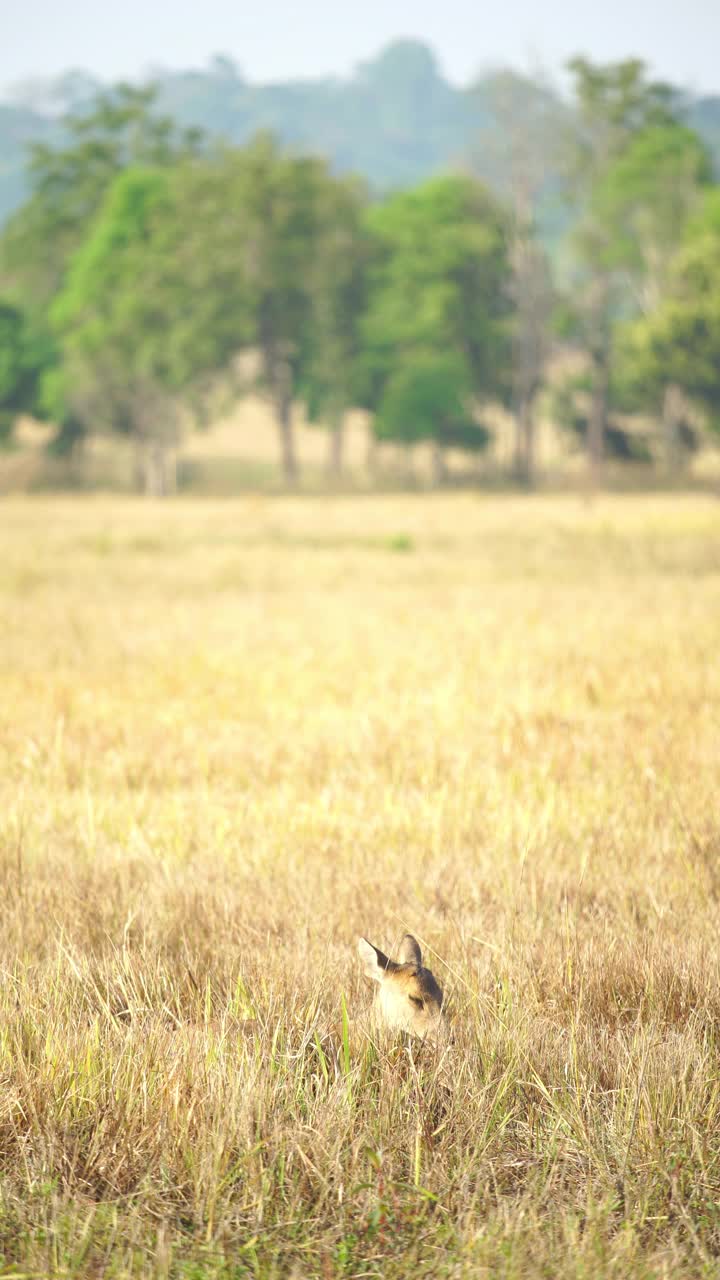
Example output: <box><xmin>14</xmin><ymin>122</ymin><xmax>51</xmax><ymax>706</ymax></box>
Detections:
<box><xmin>562</xmin><ymin>58</ymin><xmax>681</xmax><ymax>479</ymax></box>
<box><xmin>45</xmin><ymin>158</ymin><xmax>252</xmax><ymax>494</ymax></box>
<box><xmin>376</xmin><ymin>353</ymin><xmax>489</xmax><ymax>484</ymax></box>
<box><xmin>224</xmin><ymin>134</ymin><xmax>332</xmax><ymax>484</ymax></box>
<box><xmin>594</xmin><ymin>124</ymin><xmax>712</xmax><ymax>466</ymax></box>
<box><xmin>0</xmin><ymin>302</ymin><xmax>54</xmax><ymax>444</ymax></box>
<box><xmin>547</xmin><ymin>370</ymin><xmax>653</xmax><ymax>465</ymax></box>
<box><xmin>507</xmin><ymin>237</ymin><xmax>553</xmax><ymax>483</ymax></box>
<box><xmin>40</xmin><ymin>130</ymin><xmax>370</xmax><ymax>491</ymax></box>
<box><xmin>467</xmin><ymin>69</ymin><xmax>562</xmax><ymax>482</ymax></box>
<box><xmin>299</xmin><ymin>175</ymin><xmax>372</xmax><ymax>476</ymax></box>
<box><xmin>360</xmin><ymin>174</ymin><xmax>511</xmax><ymax>474</ymax></box>
<box><xmin>620</xmin><ymin>189</ymin><xmax>720</xmax><ymax>448</ymax></box>
<box><xmin>592</xmin><ymin>123</ymin><xmax>711</xmax><ymax>312</ymax></box>
<box><xmin>0</xmin><ymin>84</ymin><xmax>202</xmax><ymax>306</ymax></box>
<box><xmin>44</xmin><ymin>168</ymin><xmax>174</xmax><ymax>492</ymax></box>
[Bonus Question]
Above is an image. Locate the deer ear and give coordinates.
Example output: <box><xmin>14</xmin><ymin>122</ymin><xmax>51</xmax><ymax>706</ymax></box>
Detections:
<box><xmin>358</xmin><ymin>937</ymin><xmax>392</xmax><ymax>983</ymax></box>
<box><xmin>398</xmin><ymin>934</ymin><xmax>422</xmax><ymax>966</ymax></box>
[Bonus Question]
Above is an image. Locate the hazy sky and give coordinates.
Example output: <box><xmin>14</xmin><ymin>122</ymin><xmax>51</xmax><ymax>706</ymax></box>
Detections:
<box><xmin>3</xmin><ymin>0</ymin><xmax>720</xmax><ymax>97</ymax></box>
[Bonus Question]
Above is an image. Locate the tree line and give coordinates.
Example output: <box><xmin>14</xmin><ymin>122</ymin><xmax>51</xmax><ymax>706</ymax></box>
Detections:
<box><xmin>1</xmin><ymin>58</ymin><xmax>719</xmax><ymax>493</ymax></box>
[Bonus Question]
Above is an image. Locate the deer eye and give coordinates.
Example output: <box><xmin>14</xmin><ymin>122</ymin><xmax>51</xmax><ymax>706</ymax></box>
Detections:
<box><xmin>409</xmin><ymin>995</ymin><xmax>424</xmax><ymax>1010</ymax></box>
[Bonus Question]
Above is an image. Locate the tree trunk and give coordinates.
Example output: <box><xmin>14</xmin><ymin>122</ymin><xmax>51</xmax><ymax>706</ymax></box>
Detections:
<box><xmin>523</xmin><ymin>400</ymin><xmax>535</xmax><ymax>486</ymax></box>
<box><xmin>277</xmin><ymin>391</ymin><xmax>298</xmax><ymax>485</ymax></box>
<box><xmin>366</xmin><ymin>426</ymin><xmax>378</xmax><ymax>475</ymax></box>
<box><xmin>147</xmin><ymin>444</ymin><xmax>163</xmax><ymax>496</ymax></box>
<box><xmin>431</xmin><ymin>440</ymin><xmax>447</xmax><ymax>488</ymax></box>
<box><xmin>661</xmin><ymin>383</ymin><xmax>683</xmax><ymax>478</ymax></box>
<box><xmin>68</xmin><ymin>434</ymin><xmax>85</xmax><ymax>486</ymax></box>
<box><xmin>137</xmin><ymin>441</ymin><xmax>173</xmax><ymax>496</ymax></box>
<box><xmin>134</xmin><ymin>441</ymin><xmax>146</xmax><ymax>494</ymax></box>
<box><xmin>270</xmin><ymin>352</ymin><xmax>298</xmax><ymax>486</ymax></box>
<box><xmin>328</xmin><ymin>413</ymin><xmax>344</xmax><ymax>478</ymax></box>
<box><xmin>164</xmin><ymin>447</ymin><xmax>177</xmax><ymax>496</ymax></box>
<box><xmin>514</xmin><ymin>394</ymin><xmax>535</xmax><ymax>486</ymax></box>
<box><xmin>587</xmin><ymin>360</ymin><xmax>608</xmax><ymax>487</ymax></box>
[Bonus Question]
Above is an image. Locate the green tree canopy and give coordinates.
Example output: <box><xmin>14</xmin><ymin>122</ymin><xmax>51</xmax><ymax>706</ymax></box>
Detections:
<box><xmin>620</xmin><ymin>189</ymin><xmax>720</xmax><ymax>434</ymax></box>
<box><xmin>206</xmin><ymin>133</ymin><xmax>340</xmax><ymax>482</ymax></box>
<box><xmin>45</xmin><ymin>135</ymin><xmax>352</xmax><ymax>488</ymax></box>
<box><xmin>0</xmin><ymin>84</ymin><xmax>202</xmax><ymax>306</ymax></box>
<box><xmin>376</xmin><ymin>352</ymin><xmax>488</xmax><ymax>447</ymax></box>
<box><xmin>360</xmin><ymin>174</ymin><xmax>511</xmax><ymax>437</ymax></box>
<box><xmin>560</xmin><ymin>58</ymin><xmax>705</xmax><ymax>475</ymax></box>
<box><xmin>0</xmin><ymin>302</ymin><xmax>55</xmax><ymax>443</ymax></box>
<box><xmin>589</xmin><ymin>122</ymin><xmax>711</xmax><ymax>306</ymax></box>
<box><xmin>298</xmin><ymin>174</ymin><xmax>372</xmax><ymax>474</ymax></box>
<box><xmin>44</xmin><ymin>161</ymin><xmax>248</xmax><ymax>491</ymax></box>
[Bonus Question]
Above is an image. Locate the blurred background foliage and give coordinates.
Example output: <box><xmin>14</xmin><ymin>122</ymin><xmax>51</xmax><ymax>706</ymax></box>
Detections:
<box><xmin>1</xmin><ymin>41</ymin><xmax>719</xmax><ymax>492</ymax></box>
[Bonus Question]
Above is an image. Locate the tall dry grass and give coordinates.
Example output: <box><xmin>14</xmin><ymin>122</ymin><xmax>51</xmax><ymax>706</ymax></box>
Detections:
<box><xmin>1</xmin><ymin>493</ymin><xmax>720</xmax><ymax>1278</ymax></box>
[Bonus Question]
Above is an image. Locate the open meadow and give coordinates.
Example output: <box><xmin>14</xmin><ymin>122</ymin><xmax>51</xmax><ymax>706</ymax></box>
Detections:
<box><xmin>2</xmin><ymin>492</ymin><xmax>720</xmax><ymax>1279</ymax></box>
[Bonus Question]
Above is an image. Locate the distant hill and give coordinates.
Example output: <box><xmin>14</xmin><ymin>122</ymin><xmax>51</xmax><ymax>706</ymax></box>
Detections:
<box><xmin>686</xmin><ymin>95</ymin><xmax>720</xmax><ymax>169</ymax></box>
<box><xmin>1</xmin><ymin>39</ymin><xmax>719</xmax><ymax>232</ymax></box>
<box><xmin>0</xmin><ymin>102</ymin><xmax>60</xmax><ymax>224</ymax></box>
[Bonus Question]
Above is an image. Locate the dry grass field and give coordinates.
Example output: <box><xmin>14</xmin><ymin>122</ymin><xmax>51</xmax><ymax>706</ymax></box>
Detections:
<box><xmin>1</xmin><ymin>493</ymin><xmax>720</xmax><ymax>1278</ymax></box>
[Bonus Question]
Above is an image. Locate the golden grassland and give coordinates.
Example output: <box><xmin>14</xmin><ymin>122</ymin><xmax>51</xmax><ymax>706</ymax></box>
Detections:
<box><xmin>1</xmin><ymin>493</ymin><xmax>720</xmax><ymax>1279</ymax></box>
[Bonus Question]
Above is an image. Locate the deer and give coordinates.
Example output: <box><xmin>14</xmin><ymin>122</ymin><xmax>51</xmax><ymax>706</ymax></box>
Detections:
<box><xmin>357</xmin><ymin>933</ymin><xmax>446</xmax><ymax>1043</ymax></box>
